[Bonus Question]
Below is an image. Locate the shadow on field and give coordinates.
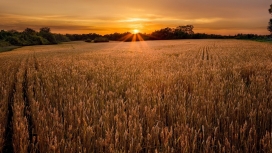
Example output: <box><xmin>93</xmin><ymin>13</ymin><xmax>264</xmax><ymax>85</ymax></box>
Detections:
<box><xmin>0</xmin><ymin>46</ymin><xmax>21</xmax><ymax>53</ymax></box>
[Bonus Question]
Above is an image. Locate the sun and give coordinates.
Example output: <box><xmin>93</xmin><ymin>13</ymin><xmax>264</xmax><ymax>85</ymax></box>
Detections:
<box><xmin>133</xmin><ymin>29</ymin><xmax>139</xmax><ymax>34</ymax></box>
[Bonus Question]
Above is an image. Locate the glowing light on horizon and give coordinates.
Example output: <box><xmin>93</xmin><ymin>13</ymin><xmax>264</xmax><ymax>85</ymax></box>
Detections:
<box><xmin>133</xmin><ymin>29</ymin><xmax>139</xmax><ymax>34</ymax></box>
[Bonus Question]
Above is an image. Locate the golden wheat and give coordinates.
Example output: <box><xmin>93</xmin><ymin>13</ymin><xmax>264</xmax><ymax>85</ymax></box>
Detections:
<box><xmin>0</xmin><ymin>40</ymin><xmax>272</xmax><ymax>152</ymax></box>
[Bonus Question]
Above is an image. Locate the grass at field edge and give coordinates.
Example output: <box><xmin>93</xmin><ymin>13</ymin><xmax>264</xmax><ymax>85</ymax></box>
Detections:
<box><xmin>0</xmin><ymin>46</ymin><xmax>21</xmax><ymax>53</ymax></box>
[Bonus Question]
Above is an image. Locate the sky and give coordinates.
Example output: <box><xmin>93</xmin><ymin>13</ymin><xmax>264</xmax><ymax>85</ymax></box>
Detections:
<box><xmin>0</xmin><ymin>0</ymin><xmax>271</xmax><ymax>35</ymax></box>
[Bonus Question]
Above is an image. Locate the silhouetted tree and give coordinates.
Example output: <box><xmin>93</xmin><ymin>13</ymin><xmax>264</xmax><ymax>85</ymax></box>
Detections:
<box><xmin>65</xmin><ymin>33</ymin><xmax>102</xmax><ymax>41</ymax></box>
<box><xmin>268</xmin><ymin>4</ymin><xmax>272</xmax><ymax>35</ymax></box>
<box><xmin>54</xmin><ymin>34</ymin><xmax>70</xmax><ymax>42</ymax></box>
<box><xmin>268</xmin><ymin>19</ymin><xmax>272</xmax><ymax>35</ymax></box>
<box><xmin>104</xmin><ymin>32</ymin><xmax>133</xmax><ymax>41</ymax></box>
<box><xmin>21</xmin><ymin>28</ymin><xmax>44</xmax><ymax>45</ymax></box>
<box><xmin>7</xmin><ymin>30</ymin><xmax>19</xmax><ymax>34</ymax></box>
<box><xmin>23</xmin><ymin>28</ymin><xmax>36</xmax><ymax>35</ymax></box>
<box><xmin>0</xmin><ymin>27</ymin><xmax>71</xmax><ymax>47</ymax></box>
<box><xmin>39</xmin><ymin>27</ymin><xmax>57</xmax><ymax>44</ymax></box>
<box><xmin>150</xmin><ymin>25</ymin><xmax>194</xmax><ymax>40</ymax></box>
<box><xmin>40</xmin><ymin>27</ymin><xmax>51</xmax><ymax>33</ymax></box>
<box><xmin>0</xmin><ymin>30</ymin><xmax>13</xmax><ymax>39</ymax></box>
<box><xmin>176</xmin><ymin>25</ymin><xmax>194</xmax><ymax>35</ymax></box>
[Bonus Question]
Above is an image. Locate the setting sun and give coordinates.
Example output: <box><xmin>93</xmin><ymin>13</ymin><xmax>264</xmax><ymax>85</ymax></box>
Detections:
<box><xmin>133</xmin><ymin>29</ymin><xmax>139</xmax><ymax>34</ymax></box>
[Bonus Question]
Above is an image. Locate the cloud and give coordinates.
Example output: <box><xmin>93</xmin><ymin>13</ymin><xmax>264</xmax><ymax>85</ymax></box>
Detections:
<box><xmin>0</xmin><ymin>0</ymin><xmax>271</xmax><ymax>34</ymax></box>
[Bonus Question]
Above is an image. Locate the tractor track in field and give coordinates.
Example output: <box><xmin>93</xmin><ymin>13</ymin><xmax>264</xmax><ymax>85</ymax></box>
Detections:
<box><xmin>22</xmin><ymin>64</ymin><xmax>34</xmax><ymax>152</ymax></box>
<box><xmin>23</xmin><ymin>56</ymin><xmax>39</xmax><ymax>152</ymax></box>
<box><xmin>201</xmin><ymin>46</ymin><xmax>210</xmax><ymax>61</ymax></box>
<box><xmin>2</xmin><ymin>56</ymin><xmax>39</xmax><ymax>153</ymax></box>
<box><xmin>2</xmin><ymin>63</ymin><xmax>20</xmax><ymax>153</ymax></box>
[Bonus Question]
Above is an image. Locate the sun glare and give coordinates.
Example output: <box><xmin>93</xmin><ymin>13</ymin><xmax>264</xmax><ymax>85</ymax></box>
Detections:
<box><xmin>133</xmin><ymin>29</ymin><xmax>139</xmax><ymax>34</ymax></box>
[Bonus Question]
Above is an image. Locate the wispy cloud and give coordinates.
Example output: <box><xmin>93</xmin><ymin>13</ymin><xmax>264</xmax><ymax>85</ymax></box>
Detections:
<box><xmin>0</xmin><ymin>0</ymin><xmax>271</xmax><ymax>34</ymax></box>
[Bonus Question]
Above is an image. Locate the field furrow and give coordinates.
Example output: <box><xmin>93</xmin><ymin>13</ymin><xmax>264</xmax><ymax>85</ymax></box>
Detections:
<box><xmin>2</xmin><ymin>64</ymin><xmax>18</xmax><ymax>153</ymax></box>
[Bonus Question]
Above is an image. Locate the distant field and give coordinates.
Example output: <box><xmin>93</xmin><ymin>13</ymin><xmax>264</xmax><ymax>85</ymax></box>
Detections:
<box><xmin>0</xmin><ymin>40</ymin><xmax>272</xmax><ymax>152</ymax></box>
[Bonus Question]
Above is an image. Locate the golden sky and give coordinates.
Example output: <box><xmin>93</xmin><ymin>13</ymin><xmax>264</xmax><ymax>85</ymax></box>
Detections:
<box><xmin>0</xmin><ymin>0</ymin><xmax>271</xmax><ymax>35</ymax></box>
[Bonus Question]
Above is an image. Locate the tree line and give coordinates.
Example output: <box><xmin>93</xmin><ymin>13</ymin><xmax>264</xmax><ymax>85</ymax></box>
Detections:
<box><xmin>0</xmin><ymin>27</ymin><xmax>69</xmax><ymax>47</ymax></box>
<box><xmin>0</xmin><ymin>27</ymin><xmax>108</xmax><ymax>47</ymax></box>
<box><xmin>1</xmin><ymin>3</ymin><xmax>272</xmax><ymax>48</ymax></box>
<box><xmin>104</xmin><ymin>25</ymin><xmax>270</xmax><ymax>41</ymax></box>
<box><xmin>1</xmin><ymin>25</ymin><xmax>271</xmax><ymax>48</ymax></box>
<box><xmin>104</xmin><ymin>25</ymin><xmax>228</xmax><ymax>41</ymax></box>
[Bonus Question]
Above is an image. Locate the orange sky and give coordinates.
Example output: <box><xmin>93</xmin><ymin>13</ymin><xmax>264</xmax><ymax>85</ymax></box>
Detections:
<box><xmin>0</xmin><ymin>0</ymin><xmax>271</xmax><ymax>35</ymax></box>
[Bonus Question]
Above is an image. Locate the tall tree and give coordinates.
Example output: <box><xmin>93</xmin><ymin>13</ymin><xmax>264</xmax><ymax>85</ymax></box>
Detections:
<box><xmin>39</xmin><ymin>27</ymin><xmax>57</xmax><ymax>44</ymax></box>
<box><xmin>268</xmin><ymin>19</ymin><xmax>272</xmax><ymax>34</ymax></box>
<box><xmin>23</xmin><ymin>28</ymin><xmax>36</xmax><ymax>35</ymax></box>
<box><xmin>268</xmin><ymin>4</ymin><xmax>272</xmax><ymax>35</ymax></box>
<box><xmin>40</xmin><ymin>27</ymin><xmax>51</xmax><ymax>33</ymax></box>
<box><xmin>176</xmin><ymin>25</ymin><xmax>194</xmax><ymax>35</ymax></box>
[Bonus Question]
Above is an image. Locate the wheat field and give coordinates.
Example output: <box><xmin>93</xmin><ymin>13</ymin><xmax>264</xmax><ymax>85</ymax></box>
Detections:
<box><xmin>0</xmin><ymin>40</ymin><xmax>272</xmax><ymax>152</ymax></box>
